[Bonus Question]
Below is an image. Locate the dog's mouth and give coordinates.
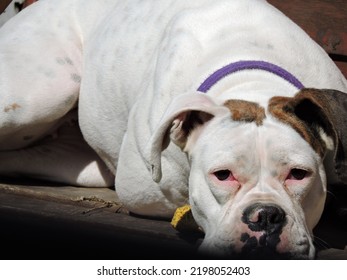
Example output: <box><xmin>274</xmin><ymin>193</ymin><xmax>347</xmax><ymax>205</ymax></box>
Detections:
<box><xmin>238</xmin><ymin>231</ymin><xmax>291</xmax><ymax>259</ymax></box>
<box><xmin>236</xmin><ymin>231</ymin><xmax>311</xmax><ymax>259</ymax></box>
<box><xmin>199</xmin><ymin>230</ymin><xmax>312</xmax><ymax>260</ymax></box>
<box><xmin>197</xmin><ymin>202</ymin><xmax>314</xmax><ymax>259</ymax></box>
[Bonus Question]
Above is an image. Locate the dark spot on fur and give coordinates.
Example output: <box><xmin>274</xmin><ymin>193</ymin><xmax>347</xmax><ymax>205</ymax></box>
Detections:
<box><xmin>242</xmin><ymin>236</ymin><xmax>258</xmax><ymax>252</ymax></box>
<box><xmin>56</xmin><ymin>57</ymin><xmax>65</xmax><ymax>65</ymax></box>
<box><xmin>4</xmin><ymin>103</ymin><xmax>21</xmax><ymax>113</ymax></box>
<box><xmin>240</xmin><ymin>233</ymin><xmax>250</xmax><ymax>242</ymax></box>
<box><xmin>240</xmin><ymin>232</ymin><xmax>291</xmax><ymax>259</ymax></box>
<box><xmin>71</xmin><ymin>73</ymin><xmax>81</xmax><ymax>83</ymax></box>
<box><xmin>65</xmin><ymin>57</ymin><xmax>73</xmax><ymax>65</ymax></box>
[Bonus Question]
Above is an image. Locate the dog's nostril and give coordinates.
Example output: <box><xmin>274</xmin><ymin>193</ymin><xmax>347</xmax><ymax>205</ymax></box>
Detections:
<box><xmin>259</xmin><ymin>206</ymin><xmax>285</xmax><ymax>225</ymax></box>
<box><xmin>242</xmin><ymin>204</ymin><xmax>286</xmax><ymax>232</ymax></box>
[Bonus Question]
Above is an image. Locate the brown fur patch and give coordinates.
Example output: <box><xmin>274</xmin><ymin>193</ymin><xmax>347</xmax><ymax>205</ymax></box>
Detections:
<box><xmin>224</xmin><ymin>100</ymin><xmax>266</xmax><ymax>126</ymax></box>
<box><xmin>4</xmin><ymin>103</ymin><xmax>21</xmax><ymax>113</ymax></box>
<box><xmin>268</xmin><ymin>93</ymin><xmax>330</xmax><ymax>157</ymax></box>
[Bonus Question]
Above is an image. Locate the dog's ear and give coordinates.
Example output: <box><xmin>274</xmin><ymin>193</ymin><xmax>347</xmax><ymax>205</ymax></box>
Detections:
<box><xmin>270</xmin><ymin>88</ymin><xmax>347</xmax><ymax>182</ymax></box>
<box><xmin>145</xmin><ymin>93</ymin><xmax>229</xmax><ymax>182</ymax></box>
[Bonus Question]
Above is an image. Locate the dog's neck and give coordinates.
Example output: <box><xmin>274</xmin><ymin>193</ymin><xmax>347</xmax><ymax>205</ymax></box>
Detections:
<box><xmin>197</xmin><ymin>60</ymin><xmax>304</xmax><ymax>93</ymax></box>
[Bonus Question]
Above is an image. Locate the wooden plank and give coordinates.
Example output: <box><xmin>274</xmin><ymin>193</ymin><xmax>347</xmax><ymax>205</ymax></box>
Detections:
<box><xmin>0</xmin><ymin>190</ymin><xmax>202</xmax><ymax>259</ymax></box>
<box><xmin>268</xmin><ymin>0</ymin><xmax>347</xmax><ymax>57</ymax></box>
<box><xmin>0</xmin><ymin>180</ymin><xmax>122</xmax><ymax>211</ymax></box>
<box><xmin>0</xmin><ymin>0</ymin><xmax>12</xmax><ymax>14</ymax></box>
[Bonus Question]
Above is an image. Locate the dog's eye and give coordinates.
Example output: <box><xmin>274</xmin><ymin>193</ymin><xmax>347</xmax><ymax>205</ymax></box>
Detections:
<box><xmin>213</xmin><ymin>170</ymin><xmax>233</xmax><ymax>181</ymax></box>
<box><xmin>287</xmin><ymin>168</ymin><xmax>308</xmax><ymax>180</ymax></box>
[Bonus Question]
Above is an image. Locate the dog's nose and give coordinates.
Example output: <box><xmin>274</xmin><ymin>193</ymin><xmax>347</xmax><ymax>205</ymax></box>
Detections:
<box><xmin>242</xmin><ymin>203</ymin><xmax>286</xmax><ymax>233</ymax></box>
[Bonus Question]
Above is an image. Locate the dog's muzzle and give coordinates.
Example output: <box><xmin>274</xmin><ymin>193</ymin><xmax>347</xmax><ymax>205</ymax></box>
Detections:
<box><xmin>239</xmin><ymin>203</ymin><xmax>291</xmax><ymax>259</ymax></box>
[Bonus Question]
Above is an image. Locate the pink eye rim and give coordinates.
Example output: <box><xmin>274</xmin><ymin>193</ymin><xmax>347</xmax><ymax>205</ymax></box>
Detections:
<box><xmin>286</xmin><ymin>168</ymin><xmax>310</xmax><ymax>181</ymax></box>
<box><xmin>213</xmin><ymin>169</ymin><xmax>235</xmax><ymax>181</ymax></box>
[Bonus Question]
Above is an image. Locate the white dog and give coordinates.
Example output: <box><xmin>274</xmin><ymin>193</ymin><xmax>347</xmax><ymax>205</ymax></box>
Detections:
<box><xmin>1</xmin><ymin>0</ymin><xmax>346</xmax><ymax>259</ymax></box>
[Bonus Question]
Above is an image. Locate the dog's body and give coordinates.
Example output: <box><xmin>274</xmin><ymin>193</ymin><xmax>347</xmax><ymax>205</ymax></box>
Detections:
<box><xmin>1</xmin><ymin>0</ymin><xmax>347</xmax><ymax>259</ymax></box>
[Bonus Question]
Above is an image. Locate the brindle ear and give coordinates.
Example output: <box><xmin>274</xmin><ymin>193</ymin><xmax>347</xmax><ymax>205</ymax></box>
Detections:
<box><xmin>270</xmin><ymin>88</ymin><xmax>347</xmax><ymax>182</ymax></box>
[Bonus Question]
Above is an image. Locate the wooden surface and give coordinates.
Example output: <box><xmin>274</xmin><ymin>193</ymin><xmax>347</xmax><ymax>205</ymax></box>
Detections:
<box><xmin>0</xmin><ymin>0</ymin><xmax>12</xmax><ymax>14</ymax></box>
<box><xmin>0</xmin><ymin>183</ymin><xmax>202</xmax><ymax>259</ymax></box>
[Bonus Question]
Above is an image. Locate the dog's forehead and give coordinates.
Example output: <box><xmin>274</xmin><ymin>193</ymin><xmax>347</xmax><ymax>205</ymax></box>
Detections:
<box><xmin>221</xmin><ymin>98</ymin><xmax>324</xmax><ymax>156</ymax></box>
<box><xmin>200</xmin><ymin>116</ymin><xmax>318</xmax><ymax>178</ymax></box>
<box><xmin>210</xmin><ymin>114</ymin><xmax>313</xmax><ymax>151</ymax></box>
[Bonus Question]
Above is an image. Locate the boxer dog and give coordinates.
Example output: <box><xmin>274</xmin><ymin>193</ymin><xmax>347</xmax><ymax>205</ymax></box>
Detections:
<box><xmin>0</xmin><ymin>0</ymin><xmax>346</xmax><ymax>259</ymax></box>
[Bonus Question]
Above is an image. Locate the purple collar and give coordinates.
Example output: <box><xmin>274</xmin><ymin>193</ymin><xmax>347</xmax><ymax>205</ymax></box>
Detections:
<box><xmin>197</xmin><ymin>60</ymin><xmax>304</xmax><ymax>93</ymax></box>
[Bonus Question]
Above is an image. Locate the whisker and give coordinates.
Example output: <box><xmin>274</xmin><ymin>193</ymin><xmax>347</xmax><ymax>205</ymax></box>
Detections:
<box><xmin>326</xmin><ymin>190</ymin><xmax>337</xmax><ymax>200</ymax></box>
<box><xmin>313</xmin><ymin>235</ymin><xmax>330</xmax><ymax>250</ymax></box>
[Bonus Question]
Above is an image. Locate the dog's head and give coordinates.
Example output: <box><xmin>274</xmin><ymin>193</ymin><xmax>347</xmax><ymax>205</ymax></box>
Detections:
<box><xmin>146</xmin><ymin>88</ymin><xmax>347</xmax><ymax>259</ymax></box>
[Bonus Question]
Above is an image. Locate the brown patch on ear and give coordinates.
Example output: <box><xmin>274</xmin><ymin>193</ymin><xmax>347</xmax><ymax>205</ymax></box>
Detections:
<box><xmin>268</xmin><ymin>92</ymin><xmax>336</xmax><ymax>157</ymax></box>
<box><xmin>224</xmin><ymin>100</ymin><xmax>266</xmax><ymax>126</ymax></box>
